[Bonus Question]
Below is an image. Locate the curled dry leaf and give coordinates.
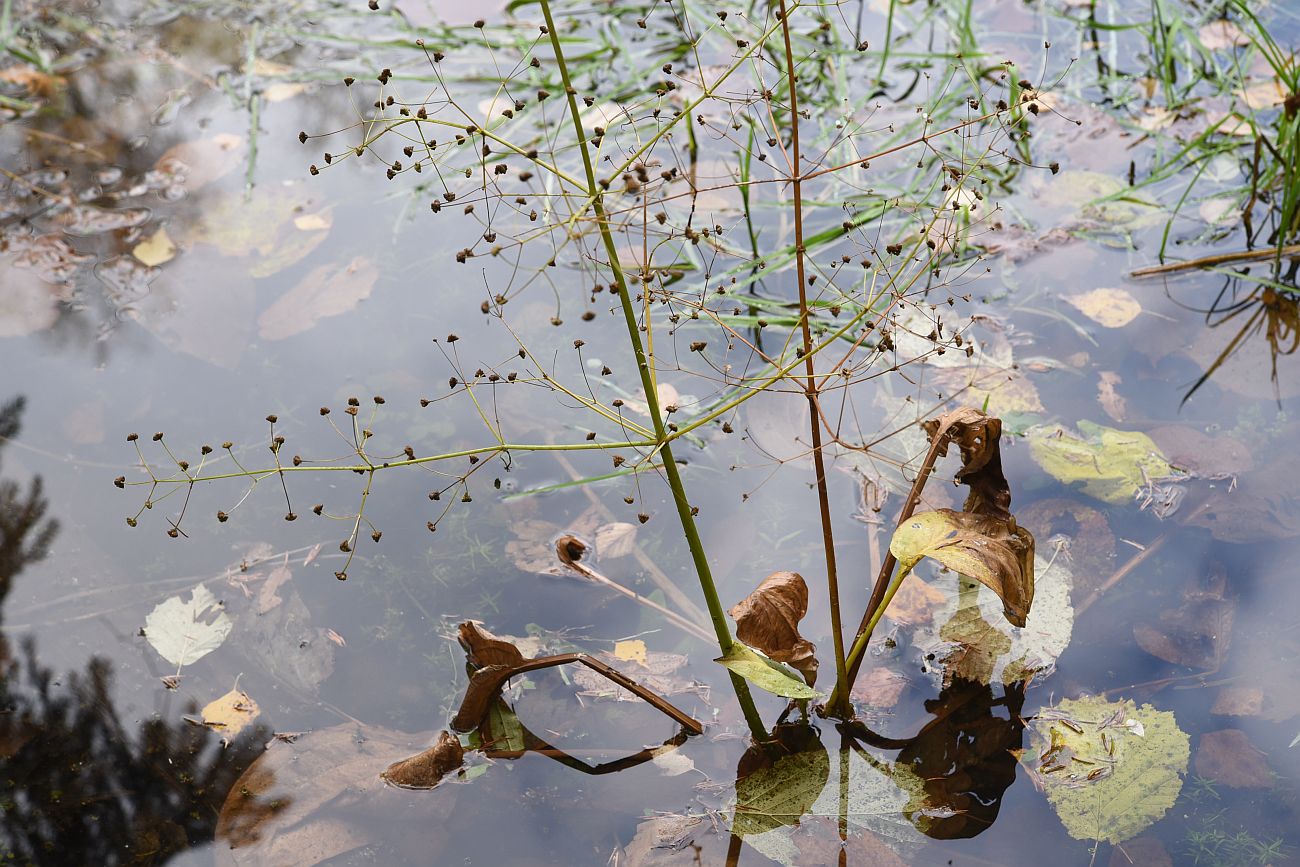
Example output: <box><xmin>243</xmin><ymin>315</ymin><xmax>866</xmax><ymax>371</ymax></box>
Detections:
<box><xmin>457</xmin><ymin>621</ymin><xmax>526</xmax><ymax>669</ymax></box>
<box><xmin>921</xmin><ymin>407</ymin><xmax>1011</xmax><ymax>519</ymax></box>
<box><xmin>729</xmin><ymin>571</ymin><xmax>819</xmax><ymax>687</ymax></box>
<box><xmin>381</xmin><ymin>730</ymin><xmax>465</xmax><ymax>790</ymax></box>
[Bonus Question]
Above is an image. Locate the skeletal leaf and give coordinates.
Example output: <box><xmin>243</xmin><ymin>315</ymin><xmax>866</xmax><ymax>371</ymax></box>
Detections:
<box><xmin>889</xmin><ymin>509</ymin><xmax>1035</xmax><ymax>628</ymax></box>
<box><xmin>381</xmin><ymin>730</ymin><xmax>465</xmax><ymax>790</ymax></box>
<box><xmin>715</xmin><ymin>643</ymin><xmax>819</xmax><ymax>699</ymax></box>
<box><xmin>144</xmin><ymin>584</ymin><xmax>233</xmax><ymax>667</ymax></box>
<box><xmin>201</xmin><ymin>688</ymin><xmax>260</xmax><ymax>744</ymax></box>
<box><xmin>1026</xmin><ymin>421</ymin><xmax>1181</xmax><ymax>505</ymax></box>
<box><xmin>1026</xmin><ymin>696</ymin><xmax>1189</xmax><ymax>845</ymax></box>
<box><xmin>729</xmin><ymin>571</ymin><xmax>818</xmax><ymax>686</ymax></box>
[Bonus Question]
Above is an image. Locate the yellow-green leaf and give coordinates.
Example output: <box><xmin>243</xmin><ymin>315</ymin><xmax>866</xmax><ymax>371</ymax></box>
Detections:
<box><xmin>715</xmin><ymin>643</ymin><xmax>819</xmax><ymax>699</ymax></box>
<box><xmin>1026</xmin><ymin>421</ymin><xmax>1182</xmax><ymax>504</ymax></box>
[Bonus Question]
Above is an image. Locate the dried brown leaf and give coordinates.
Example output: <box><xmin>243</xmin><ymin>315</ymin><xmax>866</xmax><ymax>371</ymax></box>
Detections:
<box><xmin>1194</xmin><ymin>729</ymin><xmax>1272</xmax><ymax>788</ymax></box>
<box><xmin>456</xmin><ymin>621</ymin><xmax>526</xmax><ymax>669</ymax></box>
<box><xmin>380</xmin><ymin>730</ymin><xmax>464</xmax><ymax>790</ymax></box>
<box><xmin>729</xmin><ymin>571</ymin><xmax>819</xmax><ymax>687</ymax></box>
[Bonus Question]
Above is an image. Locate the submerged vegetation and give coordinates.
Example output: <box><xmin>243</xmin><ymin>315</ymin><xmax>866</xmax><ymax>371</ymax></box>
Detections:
<box><xmin>1</xmin><ymin>0</ymin><xmax>1299</xmax><ymax>862</ymax></box>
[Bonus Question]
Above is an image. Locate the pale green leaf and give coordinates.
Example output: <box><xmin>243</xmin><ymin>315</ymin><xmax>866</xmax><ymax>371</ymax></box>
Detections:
<box><xmin>1026</xmin><ymin>421</ymin><xmax>1183</xmax><ymax>505</ymax></box>
<box><xmin>143</xmin><ymin>584</ymin><xmax>233</xmax><ymax>667</ymax></box>
<box><xmin>715</xmin><ymin>643</ymin><xmax>820</xmax><ymax>699</ymax></box>
<box><xmin>1026</xmin><ymin>695</ymin><xmax>1189</xmax><ymax>845</ymax></box>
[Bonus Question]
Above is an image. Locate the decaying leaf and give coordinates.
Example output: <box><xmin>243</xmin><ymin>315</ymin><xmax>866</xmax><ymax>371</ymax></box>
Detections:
<box><xmin>571</xmin><ymin>650</ymin><xmax>707</xmax><ymax>704</ymax></box>
<box><xmin>715</xmin><ymin>643</ymin><xmax>819</xmax><ymax>700</ymax></box>
<box><xmin>144</xmin><ymin>584</ymin><xmax>233</xmax><ymax>667</ymax></box>
<box><xmin>201</xmin><ymin>688</ymin><xmax>260</xmax><ymax>744</ymax></box>
<box><xmin>729</xmin><ymin>572</ymin><xmax>819</xmax><ymax>687</ymax></box>
<box><xmin>890</xmin><ymin>510</ymin><xmax>1035</xmax><ymax>628</ymax></box>
<box><xmin>1180</xmin><ymin>455</ymin><xmax>1300</xmax><ymax>542</ymax></box>
<box><xmin>235</xmin><ymin>581</ymin><xmax>336</xmax><ymax>694</ymax></box>
<box><xmin>1097</xmin><ymin>371</ymin><xmax>1127</xmax><ymax>422</ymax></box>
<box><xmin>1018</xmin><ymin>498</ymin><xmax>1115</xmax><ymax>598</ymax></box>
<box><xmin>381</xmin><ymin>730</ymin><xmax>465</xmax><ymax>790</ymax></box>
<box><xmin>257</xmin><ymin>256</ymin><xmax>377</xmax><ymax>340</ymax></box>
<box><xmin>1194</xmin><ymin>729</ymin><xmax>1272</xmax><ymax>789</ymax></box>
<box><xmin>450</xmin><ymin>623</ymin><xmax>703</xmax><ymax>735</ymax></box>
<box><xmin>183</xmin><ymin>188</ymin><xmax>329</xmax><ymax>278</ymax></box>
<box><xmin>1133</xmin><ymin>582</ymin><xmax>1234</xmax><ymax>671</ymax></box>
<box><xmin>1027</xmin><ymin>421</ymin><xmax>1182</xmax><ymax>505</ymax></box>
<box><xmin>1026</xmin><ymin>696</ymin><xmax>1189</xmax><ymax>846</ymax></box>
<box><xmin>850</xmin><ymin>667</ymin><xmax>910</xmax><ymax>709</ymax></box>
<box><xmin>457</xmin><ymin>621</ymin><xmax>526</xmax><ymax>668</ymax></box>
<box><xmin>154</xmin><ymin>134</ymin><xmax>246</xmax><ymax>193</ymax></box>
<box><xmin>1211</xmin><ymin>686</ymin><xmax>1263</xmax><ymax>717</ymax></box>
<box><xmin>933</xmin><ymin>365</ymin><xmax>1045</xmax><ymax>418</ymax></box>
<box><xmin>216</xmin><ymin>724</ymin><xmax>456</xmax><ymax>866</ymax></box>
<box><xmin>882</xmin><ymin>575</ymin><xmax>945</xmax><ymax>628</ymax></box>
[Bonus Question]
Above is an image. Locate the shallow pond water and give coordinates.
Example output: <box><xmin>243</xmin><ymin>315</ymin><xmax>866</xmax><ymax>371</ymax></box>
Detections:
<box><xmin>2</xmin><ymin>0</ymin><xmax>1300</xmax><ymax>864</ymax></box>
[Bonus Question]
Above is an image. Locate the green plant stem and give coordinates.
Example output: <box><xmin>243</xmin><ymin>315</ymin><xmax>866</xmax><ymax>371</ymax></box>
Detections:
<box><xmin>775</xmin><ymin>0</ymin><xmax>850</xmax><ymax>719</ymax></box>
<box><xmin>537</xmin><ymin>0</ymin><xmax>766</xmax><ymax>742</ymax></box>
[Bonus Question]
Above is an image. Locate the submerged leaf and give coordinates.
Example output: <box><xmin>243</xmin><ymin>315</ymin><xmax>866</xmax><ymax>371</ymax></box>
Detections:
<box><xmin>1026</xmin><ymin>696</ymin><xmax>1189</xmax><ymax>845</ymax></box>
<box><xmin>1194</xmin><ymin>729</ymin><xmax>1273</xmax><ymax>789</ymax></box>
<box><xmin>381</xmin><ymin>730</ymin><xmax>465</xmax><ymax>790</ymax></box>
<box><xmin>257</xmin><ymin>256</ymin><xmax>377</xmax><ymax>340</ymax></box>
<box><xmin>890</xmin><ymin>510</ymin><xmax>1035</xmax><ymax>627</ymax></box>
<box><xmin>1065</xmin><ymin>288</ymin><xmax>1142</xmax><ymax>328</ymax></box>
<box><xmin>132</xmin><ymin>227</ymin><xmax>177</xmax><ymax>267</ymax></box>
<box><xmin>144</xmin><ymin>584</ymin><xmax>233</xmax><ymax>667</ymax></box>
<box><xmin>729</xmin><ymin>571</ymin><xmax>818</xmax><ymax>686</ymax></box>
<box><xmin>715</xmin><ymin>643</ymin><xmax>819</xmax><ymax>699</ymax></box>
<box><xmin>1026</xmin><ymin>421</ymin><xmax>1181</xmax><ymax>505</ymax></box>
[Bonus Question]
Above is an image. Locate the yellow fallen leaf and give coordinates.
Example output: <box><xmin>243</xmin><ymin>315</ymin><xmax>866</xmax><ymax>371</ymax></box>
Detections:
<box><xmin>202</xmin><ymin>688</ymin><xmax>260</xmax><ymax>743</ymax></box>
<box><xmin>133</xmin><ymin>227</ymin><xmax>177</xmax><ymax>266</ymax></box>
<box><xmin>1065</xmin><ymin>288</ymin><xmax>1141</xmax><ymax>328</ymax></box>
<box><xmin>1198</xmin><ymin>19</ymin><xmax>1248</xmax><ymax>51</ymax></box>
<box><xmin>614</xmin><ymin>639</ymin><xmax>648</xmax><ymax>665</ymax></box>
<box><xmin>293</xmin><ymin>210</ymin><xmax>333</xmax><ymax>232</ymax></box>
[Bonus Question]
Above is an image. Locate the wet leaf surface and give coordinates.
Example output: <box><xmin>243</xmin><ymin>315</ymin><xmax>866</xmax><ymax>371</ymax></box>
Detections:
<box><xmin>1026</xmin><ymin>695</ymin><xmax>1189</xmax><ymax>845</ymax></box>
<box><xmin>729</xmin><ymin>571</ymin><xmax>818</xmax><ymax>687</ymax></box>
<box><xmin>200</xmin><ymin>688</ymin><xmax>261</xmax><ymax>745</ymax></box>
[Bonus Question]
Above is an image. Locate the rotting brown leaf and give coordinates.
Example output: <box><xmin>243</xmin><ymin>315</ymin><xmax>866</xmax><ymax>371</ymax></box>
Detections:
<box><xmin>729</xmin><ymin>571</ymin><xmax>819</xmax><ymax>687</ymax></box>
<box><xmin>921</xmin><ymin>407</ymin><xmax>1010</xmax><ymax>520</ymax></box>
<box><xmin>380</xmin><ymin>730</ymin><xmax>464</xmax><ymax>790</ymax></box>
<box><xmin>457</xmin><ymin>621</ymin><xmax>526</xmax><ymax>668</ymax></box>
<box><xmin>1194</xmin><ymin>729</ymin><xmax>1273</xmax><ymax>788</ymax></box>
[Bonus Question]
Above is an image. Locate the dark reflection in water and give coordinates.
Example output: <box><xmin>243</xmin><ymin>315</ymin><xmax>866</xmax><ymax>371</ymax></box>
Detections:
<box><xmin>0</xmin><ymin>397</ymin><xmax>262</xmax><ymax>865</ymax></box>
<box><xmin>845</xmin><ymin>678</ymin><xmax>1026</xmax><ymax>840</ymax></box>
<box><xmin>1179</xmin><ymin>279</ymin><xmax>1300</xmax><ymax>406</ymax></box>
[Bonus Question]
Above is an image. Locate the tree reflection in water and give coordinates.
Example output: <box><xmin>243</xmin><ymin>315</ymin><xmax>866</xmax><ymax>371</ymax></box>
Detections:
<box><xmin>0</xmin><ymin>395</ymin><xmax>262</xmax><ymax>865</ymax></box>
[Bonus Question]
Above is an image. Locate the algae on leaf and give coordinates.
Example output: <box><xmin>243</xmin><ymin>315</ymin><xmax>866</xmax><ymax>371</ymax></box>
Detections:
<box><xmin>1026</xmin><ymin>696</ymin><xmax>1189</xmax><ymax>845</ymax></box>
<box><xmin>1026</xmin><ymin>421</ymin><xmax>1183</xmax><ymax>505</ymax></box>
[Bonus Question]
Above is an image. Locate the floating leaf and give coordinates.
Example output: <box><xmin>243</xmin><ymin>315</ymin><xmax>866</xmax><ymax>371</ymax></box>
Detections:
<box><xmin>143</xmin><ymin>584</ymin><xmax>233</xmax><ymax>667</ymax></box>
<box><xmin>1065</xmin><ymin>288</ymin><xmax>1141</xmax><ymax>328</ymax></box>
<box><xmin>1026</xmin><ymin>421</ymin><xmax>1182</xmax><ymax>505</ymax></box>
<box><xmin>201</xmin><ymin>688</ymin><xmax>260</xmax><ymax>744</ymax></box>
<box><xmin>889</xmin><ymin>509</ymin><xmax>1035</xmax><ymax>628</ymax></box>
<box><xmin>457</xmin><ymin>621</ymin><xmax>526</xmax><ymax>668</ymax></box>
<box><xmin>381</xmin><ymin>730</ymin><xmax>465</xmax><ymax>790</ymax></box>
<box><xmin>1026</xmin><ymin>696</ymin><xmax>1189</xmax><ymax>845</ymax></box>
<box><xmin>257</xmin><ymin>256</ymin><xmax>377</xmax><ymax>340</ymax></box>
<box><xmin>132</xmin><ymin>227</ymin><xmax>177</xmax><ymax>267</ymax></box>
<box><xmin>715</xmin><ymin>643</ymin><xmax>819</xmax><ymax>699</ymax></box>
<box><xmin>729</xmin><ymin>571</ymin><xmax>818</xmax><ymax>687</ymax></box>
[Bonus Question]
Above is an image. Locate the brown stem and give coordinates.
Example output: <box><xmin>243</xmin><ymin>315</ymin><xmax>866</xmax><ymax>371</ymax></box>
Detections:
<box><xmin>1129</xmin><ymin>243</ymin><xmax>1300</xmax><ymax>278</ymax></box>
<box><xmin>776</xmin><ymin>0</ymin><xmax>851</xmax><ymax>718</ymax></box>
